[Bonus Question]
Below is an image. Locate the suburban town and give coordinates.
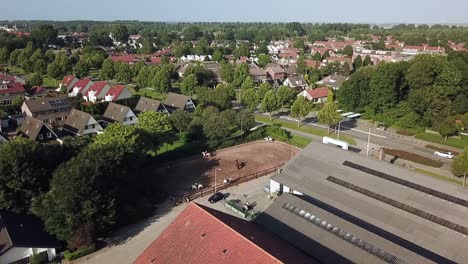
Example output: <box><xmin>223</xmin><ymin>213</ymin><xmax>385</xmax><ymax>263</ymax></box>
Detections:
<box><xmin>1</xmin><ymin>1</ymin><xmax>468</xmax><ymax>263</ymax></box>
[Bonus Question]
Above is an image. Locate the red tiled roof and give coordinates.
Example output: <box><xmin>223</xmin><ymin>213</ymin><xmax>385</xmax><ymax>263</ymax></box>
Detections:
<box><xmin>305</xmin><ymin>59</ymin><xmax>320</xmax><ymax>68</ymax></box>
<box><xmin>29</xmin><ymin>86</ymin><xmax>46</xmax><ymax>95</ymax></box>
<box><xmin>61</xmin><ymin>75</ymin><xmax>76</xmax><ymax>87</ymax></box>
<box><xmin>84</xmin><ymin>81</ymin><xmax>107</xmax><ymax>97</ymax></box>
<box><xmin>72</xmin><ymin>79</ymin><xmax>92</xmax><ymax>94</ymax></box>
<box><xmin>0</xmin><ymin>81</ymin><xmax>25</xmax><ymax>94</ymax></box>
<box><xmin>110</xmin><ymin>54</ymin><xmax>141</xmax><ymax>63</ymax></box>
<box><xmin>307</xmin><ymin>87</ymin><xmax>329</xmax><ymax>99</ymax></box>
<box><xmin>150</xmin><ymin>57</ymin><xmax>161</xmax><ymax>65</ymax></box>
<box><xmin>134</xmin><ymin>203</ymin><xmax>312</xmax><ymax>264</ymax></box>
<box><xmin>105</xmin><ymin>85</ymin><xmax>125</xmax><ymax>101</ymax></box>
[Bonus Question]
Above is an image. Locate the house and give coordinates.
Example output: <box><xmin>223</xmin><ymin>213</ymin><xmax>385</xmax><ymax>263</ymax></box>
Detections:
<box><xmin>304</xmin><ymin>59</ymin><xmax>321</xmax><ymax>68</ymax></box>
<box><xmin>260</xmin><ymin>141</ymin><xmax>468</xmax><ymax>264</ymax></box>
<box><xmin>103</xmin><ymin>85</ymin><xmax>132</xmax><ymax>102</ymax></box>
<box><xmin>17</xmin><ymin>116</ymin><xmax>58</xmax><ymax>142</ymax></box>
<box><xmin>110</xmin><ymin>54</ymin><xmax>145</xmax><ymax>65</ymax></box>
<box><xmin>266</xmin><ymin>65</ymin><xmax>286</xmax><ymax>80</ymax></box>
<box><xmin>284</xmin><ymin>75</ymin><xmax>308</xmax><ymax>90</ymax></box>
<box><xmin>249</xmin><ymin>66</ymin><xmax>268</xmax><ymax>83</ymax></box>
<box><xmin>134</xmin><ymin>97</ymin><xmax>166</xmax><ymax>114</ymax></box>
<box><xmin>21</xmin><ymin>97</ymin><xmax>72</xmax><ymax>125</ymax></box>
<box><xmin>62</xmin><ymin>109</ymin><xmax>103</xmax><ymax>136</ymax></box>
<box><xmin>27</xmin><ymin>86</ymin><xmax>49</xmax><ymax>98</ymax></box>
<box><xmin>59</xmin><ymin>75</ymin><xmax>79</xmax><ymax>92</ymax></box>
<box><xmin>0</xmin><ymin>73</ymin><xmax>26</xmax><ymax>85</ymax></box>
<box><xmin>316</xmin><ymin>74</ymin><xmax>349</xmax><ymax>90</ymax></box>
<box><xmin>83</xmin><ymin>81</ymin><xmax>111</xmax><ymax>103</ymax></box>
<box><xmin>0</xmin><ymin>211</ymin><xmax>61</xmax><ymax>264</ymax></box>
<box><xmin>68</xmin><ymin>79</ymin><xmax>93</xmax><ymax>97</ymax></box>
<box><xmin>133</xmin><ymin>203</ymin><xmax>314</xmax><ymax>264</ymax></box>
<box><xmin>298</xmin><ymin>87</ymin><xmax>329</xmax><ymax>103</ymax></box>
<box><xmin>163</xmin><ymin>92</ymin><xmax>196</xmax><ymax>112</ymax></box>
<box><xmin>0</xmin><ymin>80</ymin><xmax>25</xmax><ymax>104</ymax></box>
<box><xmin>102</xmin><ymin>102</ymin><xmax>138</xmax><ymax>125</ymax></box>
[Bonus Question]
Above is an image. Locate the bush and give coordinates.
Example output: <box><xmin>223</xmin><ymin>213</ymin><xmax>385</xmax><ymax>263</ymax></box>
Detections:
<box><xmin>384</xmin><ymin>148</ymin><xmax>444</xmax><ymax>168</ymax></box>
<box><xmin>64</xmin><ymin>244</ymin><xmax>96</xmax><ymax>261</ymax></box>
<box><xmin>396</xmin><ymin>129</ymin><xmax>416</xmax><ymax>136</ymax></box>
<box><xmin>29</xmin><ymin>254</ymin><xmax>42</xmax><ymax>264</ymax></box>
<box><xmin>266</xmin><ymin>124</ymin><xmax>291</xmax><ymax>142</ymax></box>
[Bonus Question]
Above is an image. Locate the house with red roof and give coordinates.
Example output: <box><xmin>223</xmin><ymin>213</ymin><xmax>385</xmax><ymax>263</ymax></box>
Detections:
<box><xmin>133</xmin><ymin>203</ymin><xmax>314</xmax><ymax>264</ymax></box>
<box><xmin>304</xmin><ymin>59</ymin><xmax>321</xmax><ymax>68</ymax></box>
<box><xmin>68</xmin><ymin>79</ymin><xmax>94</xmax><ymax>97</ymax></box>
<box><xmin>0</xmin><ymin>80</ymin><xmax>25</xmax><ymax>104</ymax></box>
<box><xmin>104</xmin><ymin>85</ymin><xmax>132</xmax><ymax>102</ymax></box>
<box><xmin>59</xmin><ymin>75</ymin><xmax>79</xmax><ymax>92</ymax></box>
<box><xmin>83</xmin><ymin>81</ymin><xmax>111</xmax><ymax>103</ymax></box>
<box><xmin>110</xmin><ymin>54</ymin><xmax>145</xmax><ymax>64</ymax></box>
<box><xmin>298</xmin><ymin>87</ymin><xmax>330</xmax><ymax>103</ymax></box>
<box><xmin>266</xmin><ymin>65</ymin><xmax>286</xmax><ymax>80</ymax></box>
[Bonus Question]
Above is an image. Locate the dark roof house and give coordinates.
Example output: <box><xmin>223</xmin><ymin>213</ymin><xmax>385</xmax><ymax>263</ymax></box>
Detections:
<box><xmin>134</xmin><ymin>97</ymin><xmax>166</xmax><ymax>113</ymax></box>
<box><xmin>18</xmin><ymin>116</ymin><xmax>57</xmax><ymax>142</ymax></box>
<box><xmin>102</xmin><ymin>102</ymin><xmax>138</xmax><ymax>125</ymax></box>
<box><xmin>163</xmin><ymin>93</ymin><xmax>196</xmax><ymax>112</ymax></box>
<box><xmin>63</xmin><ymin>109</ymin><xmax>103</xmax><ymax>136</ymax></box>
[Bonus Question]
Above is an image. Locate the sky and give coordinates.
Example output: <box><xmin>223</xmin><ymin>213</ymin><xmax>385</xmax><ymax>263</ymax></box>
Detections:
<box><xmin>2</xmin><ymin>0</ymin><xmax>468</xmax><ymax>24</ymax></box>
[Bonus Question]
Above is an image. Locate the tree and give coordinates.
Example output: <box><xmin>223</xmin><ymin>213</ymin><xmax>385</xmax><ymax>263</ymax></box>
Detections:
<box><xmin>33</xmin><ymin>59</ymin><xmax>47</xmax><ymax>75</ymax></box>
<box><xmin>112</xmin><ymin>25</ymin><xmax>130</xmax><ymax>43</ymax></box>
<box><xmin>342</xmin><ymin>45</ymin><xmax>354</xmax><ymax>57</ymax></box>
<box><xmin>363</xmin><ymin>55</ymin><xmax>373</xmax><ymax>66</ymax></box>
<box><xmin>28</xmin><ymin>73</ymin><xmax>43</xmax><ymax>87</ymax></box>
<box><xmin>115</xmin><ymin>63</ymin><xmax>133</xmax><ymax>83</ymax></box>
<box><xmin>451</xmin><ymin>148</ymin><xmax>468</xmax><ymax>179</ymax></box>
<box><xmin>136</xmin><ymin>66</ymin><xmax>150</xmax><ymax>88</ymax></box>
<box><xmin>212</xmin><ymin>49</ymin><xmax>224</xmax><ymax>62</ymax></box>
<box><xmin>236</xmin><ymin>110</ymin><xmax>255</xmax><ymax>133</ymax></box>
<box><xmin>0</xmin><ymin>48</ymin><xmax>8</xmax><ymax>64</ymax></box>
<box><xmin>100</xmin><ymin>59</ymin><xmax>115</xmax><ymax>80</ymax></box>
<box><xmin>169</xmin><ymin>110</ymin><xmax>192</xmax><ymax>134</ymax></box>
<box><xmin>140</xmin><ymin>38</ymin><xmax>156</xmax><ymax>54</ymax></box>
<box><xmin>74</xmin><ymin>60</ymin><xmax>90</xmax><ymax>78</ymax></box>
<box><xmin>257</xmin><ymin>82</ymin><xmax>272</xmax><ymax>102</ymax></box>
<box><xmin>317</xmin><ymin>101</ymin><xmax>342</xmax><ymax>134</ymax></box>
<box><xmin>153</xmin><ymin>68</ymin><xmax>171</xmax><ymax>93</ymax></box>
<box><xmin>313</xmin><ymin>52</ymin><xmax>322</xmax><ymax>61</ymax></box>
<box><xmin>12</xmin><ymin>96</ymin><xmax>23</xmax><ymax>107</ymax></box>
<box><xmin>0</xmin><ymin>138</ymin><xmax>52</xmax><ymax>213</ymax></box>
<box><xmin>257</xmin><ymin>54</ymin><xmax>271</xmax><ymax>68</ymax></box>
<box><xmin>30</xmin><ymin>24</ymin><xmax>58</xmax><ymax>47</ymax></box>
<box><xmin>47</xmin><ymin>62</ymin><xmax>63</xmax><ymax>82</ymax></box>
<box><xmin>353</xmin><ymin>55</ymin><xmax>363</xmax><ymax>70</ymax></box>
<box><xmin>285</xmin><ymin>22</ymin><xmax>305</xmax><ymax>36</ymax></box>
<box><xmin>138</xmin><ymin>111</ymin><xmax>173</xmax><ymax>152</ymax></box>
<box><xmin>241</xmin><ymin>88</ymin><xmax>258</xmax><ymax>110</ymax></box>
<box><xmin>203</xmin><ymin>113</ymin><xmax>231</xmax><ymax>140</ymax></box>
<box><xmin>241</xmin><ymin>76</ymin><xmax>254</xmax><ymax>90</ymax></box>
<box><xmin>296</xmin><ymin>56</ymin><xmax>306</xmax><ymax>74</ymax></box>
<box><xmin>180</xmin><ymin>74</ymin><xmax>198</xmax><ymax>95</ymax></box>
<box><xmin>434</xmin><ymin>117</ymin><xmax>458</xmax><ymax>141</ymax></box>
<box><xmin>290</xmin><ymin>96</ymin><xmax>312</xmax><ymax>127</ymax></box>
<box><xmin>44</xmin><ymin>49</ymin><xmax>55</xmax><ymax>63</ymax></box>
<box><xmin>261</xmin><ymin>90</ymin><xmax>281</xmax><ymax>120</ymax></box>
<box><xmin>276</xmin><ymin>85</ymin><xmax>296</xmax><ymax>107</ymax></box>
<box><xmin>9</xmin><ymin>49</ymin><xmax>20</xmax><ymax>65</ymax></box>
<box><xmin>220</xmin><ymin>62</ymin><xmax>235</xmax><ymax>83</ymax></box>
<box><xmin>293</xmin><ymin>37</ymin><xmax>305</xmax><ymax>50</ymax></box>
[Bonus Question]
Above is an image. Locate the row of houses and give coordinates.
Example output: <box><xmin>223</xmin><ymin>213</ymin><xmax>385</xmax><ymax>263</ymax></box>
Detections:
<box><xmin>16</xmin><ymin>92</ymin><xmax>196</xmax><ymax>142</ymax></box>
<box><xmin>59</xmin><ymin>75</ymin><xmax>133</xmax><ymax>103</ymax></box>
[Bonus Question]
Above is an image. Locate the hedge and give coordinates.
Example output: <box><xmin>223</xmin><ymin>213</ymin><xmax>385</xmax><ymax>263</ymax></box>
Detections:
<box><xmin>64</xmin><ymin>244</ymin><xmax>96</xmax><ymax>261</ymax></box>
<box><xmin>384</xmin><ymin>148</ymin><xmax>444</xmax><ymax>168</ymax></box>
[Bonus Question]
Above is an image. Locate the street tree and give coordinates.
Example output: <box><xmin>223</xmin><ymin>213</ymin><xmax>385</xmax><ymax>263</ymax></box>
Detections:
<box><xmin>276</xmin><ymin>85</ymin><xmax>296</xmax><ymax>107</ymax></box>
<box><xmin>451</xmin><ymin>148</ymin><xmax>468</xmax><ymax>182</ymax></box>
<box><xmin>181</xmin><ymin>74</ymin><xmax>198</xmax><ymax>95</ymax></box>
<box><xmin>261</xmin><ymin>90</ymin><xmax>281</xmax><ymax>120</ymax></box>
<box><xmin>290</xmin><ymin>96</ymin><xmax>312</xmax><ymax>127</ymax></box>
<box><xmin>28</xmin><ymin>73</ymin><xmax>43</xmax><ymax>87</ymax></box>
<box><xmin>241</xmin><ymin>88</ymin><xmax>258</xmax><ymax>110</ymax></box>
<box><xmin>100</xmin><ymin>59</ymin><xmax>116</xmax><ymax>80</ymax></box>
<box><xmin>434</xmin><ymin>117</ymin><xmax>458</xmax><ymax>141</ymax></box>
<box><xmin>317</xmin><ymin>101</ymin><xmax>342</xmax><ymax>134</ymax></box>
<box><xmin>169</xmin><ymin>110</ymin><xmax>192</xmax><ymax>134</ymax></box>
<box><xmin>115</xmin><ymin>63</ymin><xmax>133</xmax><ymax>83</ymax></box>
<box><xmin>34</xmin><ymin>59</ymin><xmax>47</xmax><ymax>75</ymax></box>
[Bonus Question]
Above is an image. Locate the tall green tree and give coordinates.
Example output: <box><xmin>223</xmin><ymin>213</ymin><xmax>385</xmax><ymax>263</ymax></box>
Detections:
<box><xmin>451</xmin><ymin>147</ymin><xmax>468</xmax><ymax>179</ymax></box>
<box><xmin>317</xmin><ymin>101</ymin><xmax>342</xmax><ymax>134</ymax></box>
<box><xmin>261</xmin><ymin>90</ymin><xmax>281</xmax><ymax>120</ymax></box>
<box><xmin>290</xmin><ymin>96</ymin><xmax>312</xmax><ymax>127</ymax></box>
<box><xmin>115</xmin><ymin>63</ymin><xmax>133</xmax><ymax>83</ymax></box>
<box><xmin>112</xmin><ymin>25</ymin><xmax>130</xmax><ymax>43</ymax></box>
<box><xmin>241</xmin><ymin>88</ymin><xmax>258</xmax><ymax>110</ymax></box>
<box><xmin>169</xmin><ymin>110</ymin><xmax>192</xmax><ymax>134</ymax></box>
<box><xmin>180</xmin><ymin>74</ymin><xmax>198</xmax><ymax>95</ymax></box>
<box><xmin>0</xmin><ymin>48</ymin><xmax>9</xmax><ymax>64</ymax></box>
<box><xmin>100</xmin><ymin>59</ymin><xmax>116</xmax><ymax>80</ymax></box>
<box><xmin>276</xmin><ymin>85</ymin><xmax>296</xmax><ymax>107</ymax></box>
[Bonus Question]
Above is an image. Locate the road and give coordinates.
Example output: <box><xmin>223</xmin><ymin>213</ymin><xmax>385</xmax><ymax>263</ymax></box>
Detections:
<box><xmin>261</xmin><ymin>113</ymin><xmax>454</xmax><ymax>166</ymax></box>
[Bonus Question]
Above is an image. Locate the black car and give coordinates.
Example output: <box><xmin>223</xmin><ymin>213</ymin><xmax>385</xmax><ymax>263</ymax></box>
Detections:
<box><xmin>208</xmin><ymin>192</ymin><xmax>224</xmax><ymax>203</ymax></box>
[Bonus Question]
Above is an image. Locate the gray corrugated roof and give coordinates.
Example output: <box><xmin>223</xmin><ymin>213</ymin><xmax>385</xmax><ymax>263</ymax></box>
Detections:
<box><xmin>265</xmin><ymin>141</ymin><xmax>468</xmax><ymax>264</ymax></box>
<box><xmin>63</xmin><ymin>109</ymin><xmax>91</xmax><ymax>135</ymax></box>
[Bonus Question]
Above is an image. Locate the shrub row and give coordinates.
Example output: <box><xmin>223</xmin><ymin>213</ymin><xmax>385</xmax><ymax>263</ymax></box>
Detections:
<box><xmin>64</xmin><ymin>244</ymin><xmax>96</xmax><ymax>261</ymax></box>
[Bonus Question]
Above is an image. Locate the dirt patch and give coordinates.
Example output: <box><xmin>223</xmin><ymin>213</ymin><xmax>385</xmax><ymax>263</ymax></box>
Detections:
<box><xmin>384</xmin><ymin>148</ymin><xmax>444</xmax><ymax>168</ymax></box>
<box><xmin>155</xmin><ymin>141</ymin><xmax>299</xmax><ymax>194</ymax></box>
<box><xmin>425</xmin><ymin>145</ymin><xmax>460</xmax><ymax>156</ymax></box>
<box><xmin>396</xmin><ymin>129</ymin><xmax>416</xmax><ymax>136</ymax></box>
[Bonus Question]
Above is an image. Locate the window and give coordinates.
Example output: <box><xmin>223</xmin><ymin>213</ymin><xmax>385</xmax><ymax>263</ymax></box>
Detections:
<box><xmin>92</xmin><ymin>124</ymin><xmax>96</xmax><ymax>129</ymax></box>
<box><xmin>47</xmin><ymin>132</ymin><xmax>52</xmax><ymax>138</ymax></box>
<box><xmin>129</xmin><ymin>116</ymin><xmax>133</xmax><ymax>121</ymax></box>
<box><xmin>38</xmin><ymin>134</ymin><xmax>43</xmax><ymax>140</ymax></box>
<box><xmin>55</xmin><ymin>117</ymin><xmax>62</xmax><ymax>121</ymax></box>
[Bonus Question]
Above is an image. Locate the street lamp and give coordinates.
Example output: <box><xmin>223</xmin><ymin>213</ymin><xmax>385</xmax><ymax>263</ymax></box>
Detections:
<box><xmin>214</xmin><ymin>168</ymin><xmax>222</xmax><ymax>193</ymax></box>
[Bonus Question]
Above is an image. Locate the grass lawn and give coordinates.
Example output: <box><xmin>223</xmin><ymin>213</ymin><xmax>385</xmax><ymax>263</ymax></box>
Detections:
<box><xmin>255</xmin><ymin>115</ymin><xmax>357</xmax><ymax>145</ymax></box>
<box><xmin>415</xmin><ymin>132</ymin><xmax>468</xmax><ymax>149</ymax></box>
<box><xmin>42</xmin><ymin>75</ymin><xmax>61</xmax><ymax>88</ymax></box>
<box><xmin>7</xmin><ymin>66</ymin><xmax>26</xmax><ymax>75</ymax></box>
<box><xmin>288</xmin><ymin>135</ymin><xmax>312</xmax><ymax>148</ymax></box>
<box><xmin>157</xmin><ymin>139</ymin><xmax>186</xmax><ymax>155</ymax></box>
<box><xmin>414</xmin><ymin>168</ymin><xmax>466</xmax><ymax>186</ymax></box>
<box><xmin>132</xmin><ymin>87</ymin><xmax>166</xmax><ymax>101</ymax></box>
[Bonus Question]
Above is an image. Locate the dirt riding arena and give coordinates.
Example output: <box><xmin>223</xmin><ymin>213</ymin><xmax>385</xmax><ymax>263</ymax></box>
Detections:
<box><xmin>157</xmin><ymin>141</ymin><xmax>299</xmax><ymax>195</ymax></box>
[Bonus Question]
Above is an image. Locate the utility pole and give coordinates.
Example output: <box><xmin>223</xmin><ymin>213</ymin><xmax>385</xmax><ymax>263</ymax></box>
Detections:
<box><xmin>366</xmin><ymin>128</ymin><xmax>371</xmax><ymax>157</ymax></box>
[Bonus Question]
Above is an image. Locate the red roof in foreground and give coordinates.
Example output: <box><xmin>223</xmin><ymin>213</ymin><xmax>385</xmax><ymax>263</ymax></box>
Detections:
<box><xmin>61</xmin><ymin>75</ymin><xmax>77</xmax><ymax>87</ymax></box>
<box><xmin>84</xmin><ymin>81</ymin><xmax>108</xmax><ymax>97</ymax></box>
<box><xmin>306</xmin><ymin>87</ymin><xmax>330</xmax><ymax>99</ymax></box>
<box><xmin>0</xmin><ymin>81</ymin><xmax>25</xmax><ymax>94</ymax></box>
<box><xmin>134</xmin><ymin>203</ymin><xmax>313</xmax><ymax>264</ymax></box>
<box><xmin>105</xmin><ymin>85</ymin><xmax>126</xmax><ymax>101</ymax></box>
<box><xmin>71</xmin><ymin>79</ymin><xmax>92</xmax><ymax>94</ymax></box>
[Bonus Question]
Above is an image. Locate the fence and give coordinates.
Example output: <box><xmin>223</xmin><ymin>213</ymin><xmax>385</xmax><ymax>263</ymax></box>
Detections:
<box><xmin>188</xmin><ymin>164</ymin><xmax>284</xmax><ymax>201</ymax></box>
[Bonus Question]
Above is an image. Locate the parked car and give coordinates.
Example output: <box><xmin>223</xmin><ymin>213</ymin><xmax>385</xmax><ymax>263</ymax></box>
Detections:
<box><xmin>208</xmin><ymin>192</ymin><xmax>224</xmax><ymax>203</ymax></box>
<box><xmin>434</xmin><ymin>151</ymin><xmax>454</xmax><ymax>159</ymax></box>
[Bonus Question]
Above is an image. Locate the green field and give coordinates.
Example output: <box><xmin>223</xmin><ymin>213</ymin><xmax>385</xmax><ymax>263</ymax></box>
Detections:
<box><xmin>255</xmin><ymin>115</ymin><xmax>357</xmax><ymax>145</ymax></box>
<box><xmin>288</xmin><ymin>135</ymin><xmax>312</xmax><ymax>148</ymax></box>
<box><xmin>415</xmin><ymin>133</ymin><xmax>468</xmax><ymax>149</ymax></box>
<box><xmin>132</xmin><ymin>87</ymin><xmax>166</xmax><ymax>101</ymax></box>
